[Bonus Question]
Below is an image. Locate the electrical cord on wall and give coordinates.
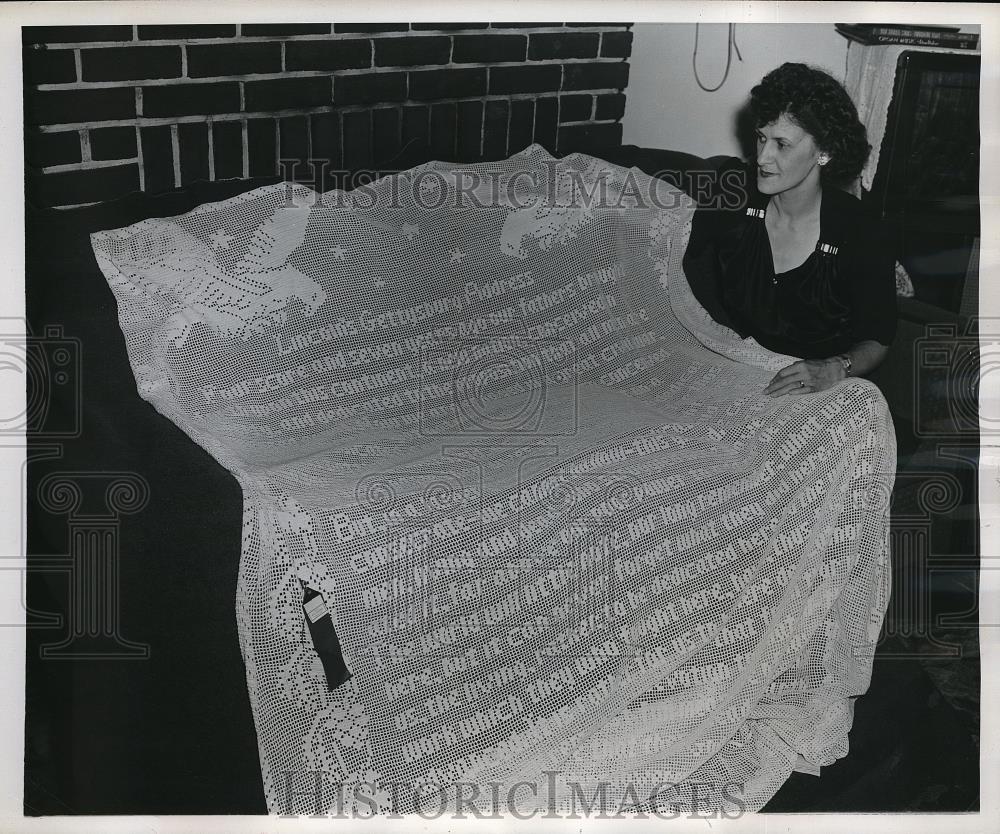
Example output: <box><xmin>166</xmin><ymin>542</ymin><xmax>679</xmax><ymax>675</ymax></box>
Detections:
<box><xmin>693</xmin><ymin>23</ymin><xmax>743</xmax><ymax>92</ymax></box>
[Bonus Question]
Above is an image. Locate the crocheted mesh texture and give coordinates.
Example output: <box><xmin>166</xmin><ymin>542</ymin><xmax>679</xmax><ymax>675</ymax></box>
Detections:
<box><xmin>91</xmin><ymin>145</ymin><xmax>894</xmax><ymax>816</ymax></box>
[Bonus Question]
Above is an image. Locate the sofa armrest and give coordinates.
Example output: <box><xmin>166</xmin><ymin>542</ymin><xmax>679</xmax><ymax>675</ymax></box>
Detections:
<box><xmin>866</xmin><ymin>297</ymin><xmax>970</xmax><ymax>431</ymax></box>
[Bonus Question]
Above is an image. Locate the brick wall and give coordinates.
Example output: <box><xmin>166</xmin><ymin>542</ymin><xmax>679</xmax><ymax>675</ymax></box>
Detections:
<box><xmin>23</xmin><ymin>23</ymin><xmax>634</xmax><ymax>209</ymax></box>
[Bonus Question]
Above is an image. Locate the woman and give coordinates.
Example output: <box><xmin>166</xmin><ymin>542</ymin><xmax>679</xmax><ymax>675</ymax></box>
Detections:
<box><xmin>683</xmin><ymin>62</ymin><xmax>897</xmax><ymax>397</ymax></box>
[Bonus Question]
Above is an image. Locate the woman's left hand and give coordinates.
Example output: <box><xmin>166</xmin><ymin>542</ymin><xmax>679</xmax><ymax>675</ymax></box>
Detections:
<box><xmin>765</xmin><ymin>358</ymin><xmax>845</xmax><ymax>397</ymax></box>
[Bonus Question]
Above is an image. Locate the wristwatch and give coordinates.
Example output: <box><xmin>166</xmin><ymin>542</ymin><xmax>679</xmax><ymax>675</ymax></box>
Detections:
<box><xmin>837</xmin><ymin>354</ymin><xmax>852</xmax><ymax>376</ymax></box>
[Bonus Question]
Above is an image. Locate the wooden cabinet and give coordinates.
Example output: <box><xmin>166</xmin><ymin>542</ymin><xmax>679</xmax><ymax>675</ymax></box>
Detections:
<box><xmin>865</xmin><ymin>51</ymin><xmax>980</xmax><ymax>317</ymax></box>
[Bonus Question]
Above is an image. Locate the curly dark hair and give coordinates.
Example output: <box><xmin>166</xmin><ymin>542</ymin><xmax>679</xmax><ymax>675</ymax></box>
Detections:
<box><xmin>749</xmin><ymin>62</ymin><xmax>870</xmax><ymax>186</ymax></box>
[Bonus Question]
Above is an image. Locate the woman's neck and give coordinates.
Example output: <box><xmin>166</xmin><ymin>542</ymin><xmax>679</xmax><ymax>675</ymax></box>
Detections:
<box><xmin>768</xmin><ymin>179</ymin><xmax>823</xmax><ymax>225</ymax></box>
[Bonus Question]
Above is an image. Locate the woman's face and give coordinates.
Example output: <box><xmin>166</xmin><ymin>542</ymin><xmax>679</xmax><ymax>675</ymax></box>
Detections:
<box><xmin>754</xmin><ymin>113</ymin><xmax>825</xmax><ymax>196</ymax></box>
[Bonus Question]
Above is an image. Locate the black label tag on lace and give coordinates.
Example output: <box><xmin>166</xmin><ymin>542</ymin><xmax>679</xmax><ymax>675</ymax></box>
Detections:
<box><xmin>302</xmin><ymin>586</ymin><xmax>352</xmax><ymax>690</ymax></box>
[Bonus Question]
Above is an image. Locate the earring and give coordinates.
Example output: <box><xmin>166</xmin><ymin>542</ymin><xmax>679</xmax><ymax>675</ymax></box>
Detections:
<box><xmin>818</xmin><ymin>155</ymin><xmax>829</xmax><ymax>166</ymax></box>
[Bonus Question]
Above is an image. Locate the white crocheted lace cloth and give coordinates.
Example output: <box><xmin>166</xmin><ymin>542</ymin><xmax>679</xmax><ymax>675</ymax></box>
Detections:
<box><xmin>90</xmin><ymin>145</ymin><xmax>896</xmax><ymax>817</ymax></box>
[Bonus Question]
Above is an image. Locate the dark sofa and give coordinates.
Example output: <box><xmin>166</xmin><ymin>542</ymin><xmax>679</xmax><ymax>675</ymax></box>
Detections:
<box><xmin>24</xmin><ymin>143</ymin><xmax>978</xmax><ymax>814</ymax></box>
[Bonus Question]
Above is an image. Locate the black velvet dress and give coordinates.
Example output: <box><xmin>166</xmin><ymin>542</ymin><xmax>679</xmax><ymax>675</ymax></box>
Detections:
<box><xmin>682</xmin><ymin>159</ymin><xmax>898</xmax><ymax>360</ymax></box>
